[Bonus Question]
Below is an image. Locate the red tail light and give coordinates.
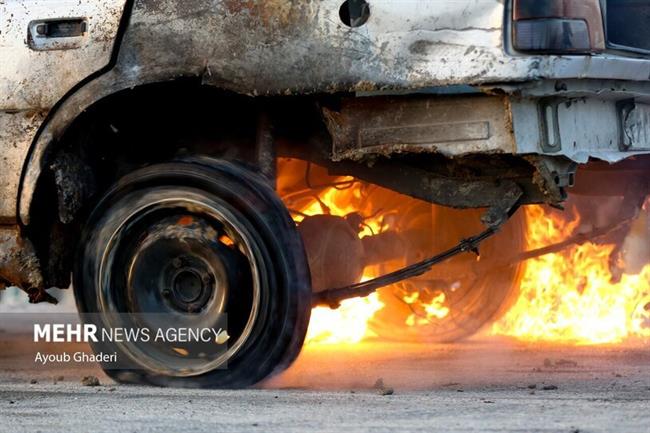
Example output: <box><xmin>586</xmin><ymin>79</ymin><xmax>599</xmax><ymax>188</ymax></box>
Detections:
<box><xmin>513</xmin><ymin>0</ymin><xmax>605</xmax><ymax>53</ymax></box>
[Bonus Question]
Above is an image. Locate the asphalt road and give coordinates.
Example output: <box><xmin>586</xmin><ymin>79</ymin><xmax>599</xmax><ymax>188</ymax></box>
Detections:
<box><xmin>1</xmin><ymin>326</ymin><xmax>649</xmax><ymax>433</ymax></box>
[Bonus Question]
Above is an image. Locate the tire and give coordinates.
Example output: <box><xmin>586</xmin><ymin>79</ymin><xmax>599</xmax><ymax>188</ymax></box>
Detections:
<box><xmin>368</xmin><ymin>205</ymin><xmax>526</xmax><ymax>343</ymax></box>
<box><xmin>74</xmin><ymin>158</ymin><xmax>311</xmax><ymax>388</ymax></box>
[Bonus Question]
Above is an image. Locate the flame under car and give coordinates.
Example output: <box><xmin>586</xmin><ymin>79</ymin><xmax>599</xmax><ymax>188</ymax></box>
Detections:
<box><xmin>1</xmin><ymin>0</ymin><xmax>650</xmax><ymax>388</ymax></box>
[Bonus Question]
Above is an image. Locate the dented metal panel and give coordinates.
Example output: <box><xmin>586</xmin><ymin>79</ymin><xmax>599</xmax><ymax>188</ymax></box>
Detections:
<box><xmin>323</xmin><ymin>95</ymin><xmax>516</xmax><ymax>161</ymax></box>
<box><xmin>620</xmin><ymin>102</ymin><xmax>650</xmax><ymax>151</ymax></box>
<box><xmin>115</xmin><ymin>0</ymin><xmax>650</xmax><ymax>95</ymax></box>
<box><xmin>113</xmin><ymin>0</ymin><xmax>520</xmax><ymax>93</ymax></box>
<box><xmin>0</xmin><ymin>111</ymin><xmax>45</xmax><ymax>222</ymax></box>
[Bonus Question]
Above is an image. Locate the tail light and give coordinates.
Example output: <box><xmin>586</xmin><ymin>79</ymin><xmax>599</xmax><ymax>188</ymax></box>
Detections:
<box><xmin>513</xmin><ymin>0</ymin><xmax>605</xmax><ymax>53</ymax></box>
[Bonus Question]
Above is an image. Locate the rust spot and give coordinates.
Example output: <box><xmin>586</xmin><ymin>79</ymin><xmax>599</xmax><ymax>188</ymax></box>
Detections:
<box><xmin>0</xmin><ymin>225</ymin><xmax>44</xmax><ymax>292</ymax></box>
<box><xmin>222</xmin><ymin>0</ymin><xmax>295</xmax><ymax>27</ymax></box>
<box><xmin>177</xmin><ymin>216</ymin><xmax>194</xmax><ymax>226</ymax></box>
<box><xmin>223</xmin><ymin>0</ymin><xmax>256</xmax><ymax>14</ymax></box>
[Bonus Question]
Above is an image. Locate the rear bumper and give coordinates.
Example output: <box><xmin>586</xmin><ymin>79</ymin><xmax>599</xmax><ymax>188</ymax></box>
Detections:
<box><xmin>324</xmin><ymin>94</ymin><xmax>516</xmax><ymax>162</ymax></box>
<box><xmin>323</xmin><ymin>80</ymin><xmax>650</xmax><ymax>164</ymax></box>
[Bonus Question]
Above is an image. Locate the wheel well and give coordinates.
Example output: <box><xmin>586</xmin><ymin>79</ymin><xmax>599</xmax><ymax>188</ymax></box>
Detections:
<box><xmin>25</xmin><ymin>79</ymin><xmax>330</xmax><ymax>288</ymax></box>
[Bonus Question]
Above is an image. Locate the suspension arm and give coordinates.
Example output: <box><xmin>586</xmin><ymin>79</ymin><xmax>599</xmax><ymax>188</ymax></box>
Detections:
<box><xmin>312</xmin><ymin>214</ymin><xmax>511</xmax><ymax>308</ymax></box>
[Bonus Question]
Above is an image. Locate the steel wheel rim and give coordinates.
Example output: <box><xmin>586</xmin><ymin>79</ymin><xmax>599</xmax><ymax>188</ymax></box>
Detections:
<box><xmin>97</xmin><ymin>189</ymin><xmax>262</xmax><ymax>376</ymax></box>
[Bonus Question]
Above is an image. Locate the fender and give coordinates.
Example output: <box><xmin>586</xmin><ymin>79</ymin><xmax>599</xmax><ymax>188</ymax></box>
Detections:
<box><xmin>17</xmin><ymin>0</ymin><xmax>136</xmax><ymax>225</ymax></box>
<box><xmin>0</xmin><ymin>0</ymin><xmax>130</xmax><ymax>223</ymax></box>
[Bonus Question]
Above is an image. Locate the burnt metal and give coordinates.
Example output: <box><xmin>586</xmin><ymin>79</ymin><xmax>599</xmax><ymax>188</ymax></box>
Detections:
<box><xmin>312</xmin><ymin>207</ymin><xmax>515</xmax><ymax>308</ymax></box>
<box><xmin>299</xmin><ymin>214</ymin><xmax>365</xmax><ymax>293</ymax></box>
<box><xmin>116</xmin><ymin>214</ymin><xmax>233</xmax><ymax>317</ymax></box>
<box><xmin>454</xmin><ymin>208</ymin><xmax>641</xmax><ymax>286</ymax></box>
<box><xmin>14</xmin><ymin>0</ymin><xmax>650</xmax><ymax>230</ymax></box>
<box><xmin>167</xmin><ymin>259</ymin><xmax>215</xmax><ymax>313</ymax></box>
<box><xmin>299</xmin><ymin>213</ymin><xmax>410</xmax><ymax>294</ymax></box>
<box><xmin>618</xmin><ymin>99</ymin><xmax>637</xmax><ymax>151</ymax></box>
<box><xmin>50</xmin><ymin>151</ymin><xmax>96</xmax><ymax>224</ymax></box>
<box><xmin>255</xmin><ymin>111</ymin><xmax>276</xmax><ymax>186</ymax></box>
<box><xmin>282</xmin><ymin>117</ymin><xmax>562</xmax><ymax>209</ymax></box>
<box><xmin>361</xmin><ymin>231</ymin><xmax>408</xmax><ymax>266</ymax></box>
<box><xmin>617</xmin><ymin>99</ymin><xmax>650</xmax><ymax>151</ymax></box>
<box><xmin>481</xmin><ymin>184</ymin><xmax>523</xmax><ymax>228</ymax></box>
<box><xmin>312</xmin><ymin>171</ymin><xmax>523</xmax><ymax>306</ymax></box>
<box><xmin>312</xmin><ymin>185</ymin><xmax>650</xmax><ymax>307</ymax></box>
<box><xmin>538</xmin><ymin>98</ymin><xmax>562</xmax><ymax>153</ymax></box>
<box><xmin>322</xmin><ymin>95</ymin><xmax>516</xmax><ymax>162</ymax></box>
<box><xmin>0</xmin><ymin>225</ymin><xmax>44</xmax><ymax>293</ymax></box>
<box><xmin>525</xmin><ymin>156</ymin><xmax>576</xmax><ymax>205</ymax></box>
<box><xmin>328</xmin><ymin>158</ymin><xmax>527</xmax><ymax>212</ymax></box>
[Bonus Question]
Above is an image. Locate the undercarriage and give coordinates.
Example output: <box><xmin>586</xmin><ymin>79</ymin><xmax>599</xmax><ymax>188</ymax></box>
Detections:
<box><xmin>2</xmin><ymin>84</ymin><xmax>649</xmax><ymax>388</ymax></box>
<box><xmin>2</xmin><ymin>0</ymin><xmax>650</xmax><ymax>390</ymax></box>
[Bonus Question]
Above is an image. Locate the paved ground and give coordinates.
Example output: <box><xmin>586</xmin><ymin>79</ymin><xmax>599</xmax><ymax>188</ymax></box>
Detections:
<box><xmin>1</xmin><ymin>323</ymin><xmax>649</xmax><ymax>433</ymax></box>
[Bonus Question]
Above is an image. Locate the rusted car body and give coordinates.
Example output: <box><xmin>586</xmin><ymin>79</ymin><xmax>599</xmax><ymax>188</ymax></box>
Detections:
<box><xmin>2</xmin><ymin>0</ymin><xmax>650</xmax><ymax>386</ymax></box>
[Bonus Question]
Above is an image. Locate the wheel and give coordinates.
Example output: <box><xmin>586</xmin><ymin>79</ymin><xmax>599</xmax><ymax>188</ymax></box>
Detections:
<box><xmin>74</xmin><ymin>158</ymin><xmax>311</xmax><ymax>388</ymax></box>
<box><xmin>369</xmin><ymin>205</ymin><xmax>526</xmax><ymax>343</ymax></box>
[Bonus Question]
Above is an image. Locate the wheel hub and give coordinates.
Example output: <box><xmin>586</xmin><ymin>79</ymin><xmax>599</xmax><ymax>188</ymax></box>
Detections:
<box><xmin>173</xmin><ymin>269</ymin><xmax>203</xmax><ymax>303</ymax></box>
<box><xmin>164</xmin><ymin>256</ymin><xmax>217</xmax><ymax>313</ymax></box>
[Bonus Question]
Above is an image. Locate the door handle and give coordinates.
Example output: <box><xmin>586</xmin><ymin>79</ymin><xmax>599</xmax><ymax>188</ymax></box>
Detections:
<box><xmin>28</xmin><ymin>18</ymin><xmax>88</xmax><ymax>51</ymax></box>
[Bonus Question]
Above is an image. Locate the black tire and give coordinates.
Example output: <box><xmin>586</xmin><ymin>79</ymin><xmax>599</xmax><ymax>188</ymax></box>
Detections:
<box><xmin>74</xmin><ymin>158</ymin><xmax>311</xmax><ymax>388</ymax></box>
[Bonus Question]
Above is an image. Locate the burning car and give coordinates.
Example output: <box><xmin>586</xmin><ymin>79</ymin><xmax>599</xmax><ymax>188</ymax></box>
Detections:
<box><xmin>1</xmin><ymin>0</ymin><xmax>650</xmax><ymax>387</ymax></box>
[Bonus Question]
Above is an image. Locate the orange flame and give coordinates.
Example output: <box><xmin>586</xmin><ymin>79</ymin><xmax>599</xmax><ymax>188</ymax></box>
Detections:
<box><xmin>284</xmin><ymin>171</ymin><xmax>387</xmax><ymax>345</ymax></box>
<box><xmin>306</xmin><ymin>292</ymin><xmax>384</xmax><ymax>345</ymax></box>
<box><xmin>279</xmin><ymin>159</ymin><xmax>650</xmax><ymax>346</ymax></box>
<box><xmin>492</xmin><ymin>205</ymin><xmax>650</xmax><ymax>345</ymax></box>
<box><xmin>404</xmin><ymin>292</ymin><xmax>450</xmax><ymax>327</ymax></box>
<box><xmin>282</xmin><ymin>164</ymin><xmax>452</xmax><ymax>346</ymax></box>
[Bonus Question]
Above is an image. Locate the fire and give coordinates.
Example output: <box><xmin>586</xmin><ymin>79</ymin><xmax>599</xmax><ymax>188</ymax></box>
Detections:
<box><xmin>281</xmin><ymin>165</ymin><xmax>387</xmax><ymax>345</ymax></box>
<box><xmin>404</xmin><ymin>292</ymin><xmax>450</xmax><ymax>327</ymax></box>
<box><xmin>492</xmin><ymin>205</ymin><xmax>650</xmax><ymax>345</ymax></box>
<box><xmin>306</xmin><ymin>293</ymin><xmax>384</xmax><ymax>344</ymax></box>
<box><xmin>291</xmin><ymin>179</ymin><xmax>382</xmax><ymax>237</ymax></box>
<box><xmin>279</xmin><ymin>158</ymin><xmax>650</xmax><ymax>347</ymax></box>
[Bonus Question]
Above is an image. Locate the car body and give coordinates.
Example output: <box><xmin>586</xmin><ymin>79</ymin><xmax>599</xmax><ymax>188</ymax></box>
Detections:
<box><xmin>1</xmin><ymin>0</ymin><xmax>650</xmax><ymax>386</ymax></box>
